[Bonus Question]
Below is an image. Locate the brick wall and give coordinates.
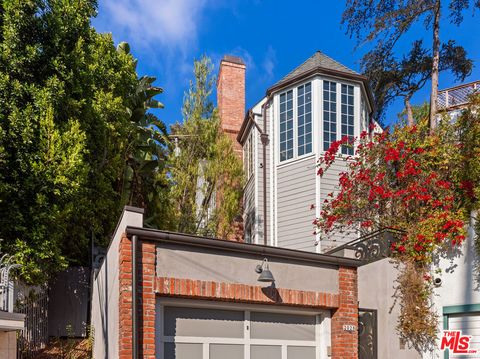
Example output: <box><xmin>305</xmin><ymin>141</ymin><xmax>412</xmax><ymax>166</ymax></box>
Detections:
<box><xmin>217</xmin><ymin>55</ymin><xmax>245</xmax><ymax>156</ymax></box>
<box><xmin>156</xmin><ymin>276</ymin><xmax>339</xmax><ymax>308</ymax></box>
<box><xmin>331</xmin><ymin>266</ymin><xmax>359</xmax><ymax>359</ymax></box>
<box><xmin>118</xmin><ymin>235</ymin><xmax>156</xmax><ymax>359</ymax></box>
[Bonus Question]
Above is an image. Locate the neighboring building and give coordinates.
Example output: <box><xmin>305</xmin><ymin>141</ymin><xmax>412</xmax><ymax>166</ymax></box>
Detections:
<box><xmin>429</xmin><ymin>81</ymin><xmax>480</xmax><ymax>359</ymax></box>
<box><xmin>0</xmin><ymin>256</ymin><xmax>25</xmax><ymax>359</ymax></box>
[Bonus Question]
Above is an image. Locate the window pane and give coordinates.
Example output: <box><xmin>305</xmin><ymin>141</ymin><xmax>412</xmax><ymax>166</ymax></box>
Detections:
<box><xmin>297</xmin><ymin>82</ymin><xmax>312</xmax><ymax>156</ymax></box>
<box><xmin>323</xmin><ymin>80</ymin><xmax>337</xmax><ymax>151</ymax></box>
<box><xmin>287</xmin><ymin>346</ymin><xmax>316</xmax><ymax>359</ymax></box>
<box><xmin>164</xmin><ymin>307</ymin><xmax>244</xmax><ymax>338</ymax></box>
<box><xmin>341</xmin><ymin>84</ymin><xmax>354</xmax><ymax>155</ymax></box>
<box><xmin>165</xmin><ymin>343</ymin><xmax>202</xmax><ymax>359</ymax></box>
<box><xmin>251</xmin><ymin>345</ymin><xmax>281</xmax><ymax>359</ymax></box>
<box><xmin>250</xmin><ymin>312</ymin><xmax>316</xmax><ymax>340</ymax></box>
<box><xmin>279</xmin><ymin>90</ymin><xmax>294</xmax><ymax>161</ymax></box>
<box><xmin>210</xmin><ymin>344</ymin><xmax>243</xmax><ymax>359</ymax></box>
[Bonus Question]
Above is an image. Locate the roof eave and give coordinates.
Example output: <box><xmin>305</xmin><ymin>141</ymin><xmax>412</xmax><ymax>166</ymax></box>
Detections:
<box><xmin>267</xmin><ymin>66</ymin><xmax>367</xmax><ymax>96</ymax></box>
<box><xmin>237</xmin><ymin>110</ymin><xmax>254</xmax><ymax>144</ymax></box>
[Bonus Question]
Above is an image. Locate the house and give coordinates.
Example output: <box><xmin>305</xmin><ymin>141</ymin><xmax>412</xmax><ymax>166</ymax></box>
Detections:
<box><xmin>91</xmin><ymin>51</ymin><xmax>478</xmax><ymax>359</ymax></box>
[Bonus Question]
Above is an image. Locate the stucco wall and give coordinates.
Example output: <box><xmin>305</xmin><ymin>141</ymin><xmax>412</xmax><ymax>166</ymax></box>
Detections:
<box><xmin>91</xmin><ymin>207</ymin><xmax>143</xmax><ymax>359</ymax></box>
<box><xmin>156</xmin><ymin>243</ymin><xmax>339</xmax><ymax>294</ymax></box>
<box><xmin>358</xmin><ymin>259</ymin><xmax>422</xmax><ymax>359</ymax></box>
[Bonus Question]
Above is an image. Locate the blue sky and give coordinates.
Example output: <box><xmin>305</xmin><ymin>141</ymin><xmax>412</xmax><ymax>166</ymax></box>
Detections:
<box><xmin>92</xmin><ymin>0</ymin><xmax>480</xmax><ymax>128</ymax></box>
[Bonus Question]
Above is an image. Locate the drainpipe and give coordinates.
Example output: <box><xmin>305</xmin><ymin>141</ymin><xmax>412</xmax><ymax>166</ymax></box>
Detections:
<box><xmin>132</xmin><ymin>235</ymin><xmax>138</xmax><ymax>359</ymax></box>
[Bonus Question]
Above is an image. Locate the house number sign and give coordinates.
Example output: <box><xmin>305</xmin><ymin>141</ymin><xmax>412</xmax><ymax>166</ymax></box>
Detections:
<box><xmin>343</xmin><ymin>324</ymin><xmax>356</xmax><ymax>332</ymax></box>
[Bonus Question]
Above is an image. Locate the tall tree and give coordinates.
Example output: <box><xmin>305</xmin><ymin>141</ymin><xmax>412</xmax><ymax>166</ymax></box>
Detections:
<box><xmin>117</xmin><ymin>42</ymin><xmax>171</xmax><ymax>229</ymax></box>
<box><xmin>168</xmin><ymin>56</ymin><xmax>243</xmax><ymax>238</ymax></box>
<box><xmin>343</xmin><ymin>0</ymin><xmax>479</xmax><ymax>127</ymax></box>
<box><xmin>363</xmin><ymin>40</ymin><xmax>472</xmax><ymax>125</ymax></box>
<box><xmin>0</xmin><ymin>1</ymin><xmax>164</xmax><ymax>283</ymax></box>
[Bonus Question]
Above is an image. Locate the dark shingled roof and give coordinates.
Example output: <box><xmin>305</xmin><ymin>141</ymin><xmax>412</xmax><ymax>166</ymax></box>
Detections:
<box><xmin>269</xmin><ymin>51</ymin><xmax>361</xmax><ymax>92</ymax></box>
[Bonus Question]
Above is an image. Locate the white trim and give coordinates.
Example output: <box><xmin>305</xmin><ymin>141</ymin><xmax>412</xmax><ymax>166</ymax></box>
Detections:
<box><xmin>268</xmin><ymin>103</ymin><xmax>275</xmax><ymax>247</ymax></box>
<box><xmin>315</xmin><ymin>78</ymin><xmax>323</xmax><ymax>253</ymax></box>
<box><xmin>253</xmin><ymin>118</ymin><xmax>259</xmax><ymax>245</ymax></box>
<box><xmin>276</xmin><ymin>153</ymin><xmax>316</xmax><ymax>170</ymax></box>
<box><xmin>273</xmin><ymin>96</ymin><xmax>279</xmax><ymax>248</ymax></box>
<box><xmin>164</xmin><ymin>336</ymin><xmax>317</xmax><ymax>347</ymax></box>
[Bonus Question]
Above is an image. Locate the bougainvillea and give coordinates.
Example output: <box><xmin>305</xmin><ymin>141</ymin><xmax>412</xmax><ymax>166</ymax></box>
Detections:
<box><xmin>314</xmin><ymin>97</ymin><xmax>480</xmax><ymax>351</ymax></box>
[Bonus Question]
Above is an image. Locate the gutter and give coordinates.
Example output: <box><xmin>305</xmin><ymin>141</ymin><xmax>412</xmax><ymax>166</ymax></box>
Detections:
<box><xmin>125</xmin><ymin>226</ymin><xmax>363</xmax><ymax>268</ymax></box>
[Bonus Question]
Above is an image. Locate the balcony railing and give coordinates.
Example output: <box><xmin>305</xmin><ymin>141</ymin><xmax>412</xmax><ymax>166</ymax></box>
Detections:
<box><xmin>438</xmin><ymin>81</ymin><xmax>480</xmax><ymax>110</ymax></box>
<box><xmin>324</xmin><ymin>228</ymin><xmax>405</xmax><ymax>264</ymax></box>
<box><xmin>0</xmin><ymin>254</ymin><xmax>21</xmax><ymax>312</ymax></box>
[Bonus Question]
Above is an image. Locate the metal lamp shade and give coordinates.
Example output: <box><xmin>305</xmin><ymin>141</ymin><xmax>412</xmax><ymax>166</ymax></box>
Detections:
<box><xmin>257</xmin><ymin>268</ymin><xmax>275</xmax><ymax>282</ymax></box>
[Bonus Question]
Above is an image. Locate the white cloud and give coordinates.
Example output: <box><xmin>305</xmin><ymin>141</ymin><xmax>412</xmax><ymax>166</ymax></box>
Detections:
<box><xmin>99</xmin><ymin>0</ymin><xmax>211</xmax><ymax>52</ymax></box>
<box><xmin>262</xmin><ymin>45</ymin><xmax>276</xmax><ymax>79</ymax></box>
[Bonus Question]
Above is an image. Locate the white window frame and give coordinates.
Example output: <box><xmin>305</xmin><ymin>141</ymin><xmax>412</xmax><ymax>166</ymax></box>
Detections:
<box><xmin>277</xmin><ymin>80</ymin><xmax>314</xmax><ymax>164</ymax></box>
<box><xmin>156</xmin><ymin>298</ymin><xmax>331</xmax><ymax>359</ymax></box>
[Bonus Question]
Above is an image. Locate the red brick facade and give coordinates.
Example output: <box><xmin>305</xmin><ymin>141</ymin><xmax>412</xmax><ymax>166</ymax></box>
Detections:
<box><xmin>217</xmin><ymin>55</ymin><xmax>245</xmax><ymax>156</ymax></box>
<box><xmin>156</xmin><ymin>276</ymin><xmax>340</xmax><ymax>308</ymax></box>
<box><xmin>119</xmin><ymin>236</ymin><xmax>359</xmax><ymax>359</ymax></box>
<box><xmin>332</xmin><ymin>266</ymin><xmax>359</xmax><ymax>359</ymax></box>
<box><xmin>119</xmin><ymin>235</ymin><xmax>157</xmax><ymax>359</ymax></box>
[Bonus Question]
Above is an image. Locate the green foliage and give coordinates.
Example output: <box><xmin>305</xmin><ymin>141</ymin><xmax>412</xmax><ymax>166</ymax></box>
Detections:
<box><xmin>0</xmin><ymin>0</ymin><xmax>166</xmax><ymax>283</ymax></box>
<box><xmin>343</xmin><ymin>0</ymin><xmax>479</xmax><ymax>123</ymax></box>
<box><xmin>363</xmin><ymin>40</ymin><xmax>472</xmax><ymax>123</ymax></box>
<box><xmin>168</xmin><ymin>56</ymin><xmax>243</xmax><ymax>238</ymax></box>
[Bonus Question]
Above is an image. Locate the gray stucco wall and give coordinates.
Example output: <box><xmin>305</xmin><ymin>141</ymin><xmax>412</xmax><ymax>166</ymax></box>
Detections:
<box><xmin>358</xmin><ymin>259</ymin><xmax>422</xmax><ymax>359</ymax></box>
<box><xmin>156</xmin><ymin>243</ymin><xmax>338</xmax><ymax>294</ymax></box>
<box><xmin>276</xmin><ymin>155</ymin><xmax>317</xmax><ymax>252</ymax></box>
<box><xmin>91</xmin><ymin>208</ymin><xmax>143</xmax><ymax>359</ymax></box>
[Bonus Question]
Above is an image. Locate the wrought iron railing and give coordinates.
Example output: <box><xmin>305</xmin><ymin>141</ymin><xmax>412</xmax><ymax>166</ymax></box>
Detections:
<box><xmin>324</xmin><ymin>228</ymin><xmax>404</xmax><ymax>263</ymax></box>
<box><xmin>16</xmin><ymin>287</ymin><xmax>49</xmax><ymax>359</ymax></box>
<box><xmin>438</xmin><ymin>81</ymin><xmax>480</xmax><ymax>110</ymax></box>
<box><xmin>0</xmin><ymin>254</ymin><xmax>21</xmax><ymax>312</ymax></box>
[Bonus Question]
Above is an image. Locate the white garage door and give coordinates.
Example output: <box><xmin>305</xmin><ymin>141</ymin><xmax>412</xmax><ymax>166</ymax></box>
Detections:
<box><xmin>158</xmin><ymin>303</ymin><xmax>326</xmax><ymax>359</ymax></box>
<box><xmin>448</xmin><ymin>313</ymin><xmax>480</xmax><ymax>358</ymax></box>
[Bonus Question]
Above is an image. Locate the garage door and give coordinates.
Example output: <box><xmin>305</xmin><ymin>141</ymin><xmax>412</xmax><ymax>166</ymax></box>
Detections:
<box><xmin>159</xmin><ymin>305</ymin><xmax>323</xmax><ymax>359</ymax></box>
<box><xmin>447</xmin><ymin>313</ymin><xmax>480</xmax><ymax>358</ymax></box>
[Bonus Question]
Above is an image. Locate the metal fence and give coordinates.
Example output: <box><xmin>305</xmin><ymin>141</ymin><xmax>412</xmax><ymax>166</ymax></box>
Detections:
<box><xmin>438</xmin><ymin>81</ymin><xmax>480</xmax><ymax>110</ymax></box>
<box><xmin>16</xmin><ymin>287</ymin><xmax>49</xmax><ymax>359</ymax></box>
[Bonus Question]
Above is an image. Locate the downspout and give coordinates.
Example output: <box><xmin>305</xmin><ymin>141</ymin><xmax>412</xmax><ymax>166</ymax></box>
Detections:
<box><xmin>132</xmin><ymin>234</ymin><xmax>138</xmax><ymax>359</ymax></box>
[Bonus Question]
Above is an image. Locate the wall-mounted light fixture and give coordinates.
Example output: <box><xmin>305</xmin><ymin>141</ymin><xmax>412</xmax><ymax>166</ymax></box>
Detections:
<box><xmin>255</xmin><ymin>258</ymin><xmax>275</xmax><ymax>283</ymax></box>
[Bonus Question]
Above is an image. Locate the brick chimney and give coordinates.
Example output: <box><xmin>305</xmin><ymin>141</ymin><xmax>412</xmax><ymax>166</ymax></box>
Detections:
<box><xmin>217</xmin><ymin>55</ymin><xmax>245</xmax><ymax>156</ymax></box>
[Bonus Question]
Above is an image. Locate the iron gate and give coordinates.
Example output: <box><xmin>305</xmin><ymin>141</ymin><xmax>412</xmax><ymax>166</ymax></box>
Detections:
<box><xmin>359</xmin><ymin>309</ymin><xmax>377</xmax><ymax>359</ymax></box>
